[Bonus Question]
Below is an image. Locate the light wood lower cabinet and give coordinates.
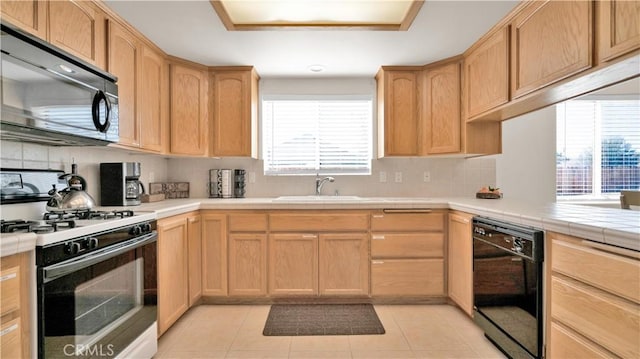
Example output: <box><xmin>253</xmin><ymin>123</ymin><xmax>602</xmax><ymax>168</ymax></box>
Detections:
<box><xmin>319</xmin><ymin>233</ymin><xmax>369</xmax><ymax>296</ymax></box>
<box><xmin>269</xmin><ymin>233</ymin><xmax>318</xmax><ymax>296</ymax></box>
<box><xmin>201</xmin><ymin>213</ymin><xmax>227</xmax><ymax>296</ymax></box>
<box><xmin>547</xmin><ymin>231</ymin><xmax>640</xmax><ymax>358</ymax></box>
<box><xmin>187</xmin><ymin>214</ymin><xmax>202</xmax><ymax>306</ymax></box>
<box><xmin>228</xmin><ymin>233</ymin><xmax>267</xmax><ymax>296</ymax></box>
<box><xmin>0</xmin><ymin>252</ymin><xmax>30</xmax><ymax>358</ymax></box>
<box><xmin>447</xmin><ymin>212</ymin><xmax>473</xmax><ymax>316</ymax></box>
<box><xmin>370</xmin><ymin>210</ymin><xmax>445</xmax><ymax>297</ymax></box>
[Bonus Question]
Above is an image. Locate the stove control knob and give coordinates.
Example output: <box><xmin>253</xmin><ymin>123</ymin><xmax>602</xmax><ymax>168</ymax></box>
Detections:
<box><xmin>65</xmin><ymin>242</ymin><xmax>81</xmax><ymax>255</ymax></box>
<box><xmin>88</xmin><ymin>237</ymin><xmax>99</xmax><ymax>249</ymax></box>
<box><xmin>142</xmin><ymin>223</ymin><xmax>152</xmax><ymax>233</ymax></box>
<box><xmin>130</xmin><ymin>225</ymin><xmax>142</xmax><ymax>236</ymax></box>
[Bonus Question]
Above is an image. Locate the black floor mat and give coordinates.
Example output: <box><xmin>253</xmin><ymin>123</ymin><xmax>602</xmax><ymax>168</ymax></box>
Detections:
<box><xmin>263</xmin><ymin>303</ymin><xmax>385</xmax><ymax>336</ymax></box>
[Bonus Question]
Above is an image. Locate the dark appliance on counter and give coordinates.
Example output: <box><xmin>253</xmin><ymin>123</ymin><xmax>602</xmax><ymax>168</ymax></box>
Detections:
<box><xmin>1</xmin><ymin>22</ymin><xmax>118</xmax><ymax>146</ymax></box>
<box><xmin>28</xmin><ymin>209</ymin><xmax>159</xmax><ymax>358</ymax></box>
<box><xmin>100</xmin><ymin>162</ymin><xmax>144</xmax><ymax>206</ymax></box>
<box><xmin>472</xmin><ymin>216</ymin><xmax>544</xmax><ymax>359</ymax></box>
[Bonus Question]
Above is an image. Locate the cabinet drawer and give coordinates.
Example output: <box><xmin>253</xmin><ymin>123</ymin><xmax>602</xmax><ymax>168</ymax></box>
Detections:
<box><xmin>552</xmin><ymin>236</ymin><xmax>640</xmax><ymax>304</ymax></box>
<box><xmin>228</xmin><ymin>213</ymin><xmax>268</xmax><ymax>232</ymax></box>
<box><xmin>551</xmin><ymin>276</ymin><xmax>640</xmax><ymax>358</ymax></box>
<box><xmin>270</xmin><ymin>212</ymin><xmax>368</xmax><ymax>232</ymax></box>
<box><xmin>0</xmin><ymin>318</ymin><xmax>22</xmax><ymax>359</ymax></box>
<box><xmin>371</xmin><ymin>211</ymin><xmax>444</xmax><ymax>232</ymax></box>
<box><xmin>549</xmin><ymin>322</ymin><xmax>611</xmax><ymax>359</ymax></box>
<box><xmin>0</xmin><ymin>266</ymin><xmax>20</xmax><ymax>317</ymax></box>
<box><xmin>371</xmin><ymin>259</ymin><xmax>444</xmax><ymax>296</ymax></box>
<box><xmin>371</xmin><ymin>233</ymin><xmax>443</xmax><ymax>258</ymax></box>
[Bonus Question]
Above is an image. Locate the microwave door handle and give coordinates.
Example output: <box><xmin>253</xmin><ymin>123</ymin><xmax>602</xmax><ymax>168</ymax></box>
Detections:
<box><xmin>92</xmin><ymin>90</ymin><xmax>111</xmax><ymax>133</ymax></box>
<box><xmin>42</xmin><ymin>232</ymin><xmax>157</xmax><ymax>283</ymax></box>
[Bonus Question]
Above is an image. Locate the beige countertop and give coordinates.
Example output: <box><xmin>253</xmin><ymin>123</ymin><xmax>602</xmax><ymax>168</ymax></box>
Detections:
<box><xmin>135</xmin><ymin>196</ymin><xmax>640</xmax><ymax>252</ymax></box>
<box><xmin>3</xmin><ymin>196</ymin><xmax>638</xmax><ymax>256</ymax></box>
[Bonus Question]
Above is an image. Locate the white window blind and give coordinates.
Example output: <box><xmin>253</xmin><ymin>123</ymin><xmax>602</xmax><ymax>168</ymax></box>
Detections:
<box><xmin>262</xmin><ymin>95</ymin><xmax>372</xmax><ymax>175</ymax></box>
<box><xmin>556</xmin><ymin>98</ymin><xmax>640</xmax><ymax>199</ymax></box>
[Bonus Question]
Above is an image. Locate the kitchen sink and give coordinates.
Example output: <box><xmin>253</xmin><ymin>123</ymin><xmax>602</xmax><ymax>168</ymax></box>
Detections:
<box><xmin>273</xmin><ymin>195</ymin><xmax>369</xmax><ymax>202</ymax></box>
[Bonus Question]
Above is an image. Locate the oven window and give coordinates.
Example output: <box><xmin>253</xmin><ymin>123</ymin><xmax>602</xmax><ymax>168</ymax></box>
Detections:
<box><xmin>41</xmin><ymin>243</ymin><xmax>156</xmax><ymax>358</ymax></box>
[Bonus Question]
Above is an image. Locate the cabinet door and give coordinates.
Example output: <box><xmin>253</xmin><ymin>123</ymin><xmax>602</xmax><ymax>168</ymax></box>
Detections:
<box><xmin>319</xmin><ymin>233</ymin><xmax>369</xmax><ymax>296</ymax></box>
<box><xmin>187</xmin><ymin>214</ymin><xmax>202</xmax><ymax>306</ymax></box>
<box><xmin>464</xmin><ymin>26</ymin><xmax>510</xmax><ymax>119</ymax></box>
<box><xmin>201</xmin><ymin>213</ymin><xmax>227</xmax><ymax>296</ymax></box>
<box><xmin>107</xmin><ymin>20</ymin><xmax>139</xmax><ymax>148</ymax></box>
<box><xmin>228</xmin><ymin>233</ymin><xmax>267</xmax><ymax>296</ymax></box>
<box><xmin>597</xmin><ymin>0</ymin><xmax>640</xmax><ymax>62</ymax></box>
<box><xmin>1</xmin><ymin>0</ymin><xmax>47</xmax><ymax>38</ymax></box>
<box><xmin>424</xmin><ymin>62</ymin><xmax>461</xmax><ymax>154</ymax></box>
<box><xmin>157</xmin><ymin>216</ymin><xmax>189</xmax><ymax>335</ymax></box>
<box><xmin>139</xmin><ymin>45</ymin><xmax>167</xmax><ymax>152</ymax></box>
<box><xmin>511</xmin><ymin>0</ymin><xmax>592</xmax><ymax>98</ymax></box>
<box><xmin>0</xmin><ymin>318</ymin><xmax>22</xmax><ymax>359</ymax></box>
<box><xmin>170</xmin><ymin>64</ymin><xmax>208</xmax><ymax>156</ymax></box>
<box><xmin>0</xmin><ymin>252</ymin><xmax>30</xmax><ymax>358</ymax></box>
<box><xmin>48</xmin><ymin>0</ymin><xmax>105</xmax><ymax>68</ymax></box>
<box><xmin>211</xmin><ymin>69</ymin><xmax>258</xmax><ymax>157</ymax></box>
<box><xmin>378</xmin><ymin>70</ymin><xmax>421</xmax><ymax>157</ymax></box>
<box><xmin>268</xmin><ymin>233</ymin><xmax>318</xmax><ymax>296</ymax></box>
<box><xmin>371</xmin><ymin>259</ymin><xmax>444</xmax><ymax>296</ymax></box>
<box><xmin>447</xmin><ymin>212</ymin><xmax>473</xmax><ymax>316</ymax></box>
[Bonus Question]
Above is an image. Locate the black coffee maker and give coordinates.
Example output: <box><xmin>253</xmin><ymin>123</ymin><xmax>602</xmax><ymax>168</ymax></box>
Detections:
<box><xmin>100</xmin><ymin>162</ymin><xmax>145</xmax><ymax>206</ymax></box>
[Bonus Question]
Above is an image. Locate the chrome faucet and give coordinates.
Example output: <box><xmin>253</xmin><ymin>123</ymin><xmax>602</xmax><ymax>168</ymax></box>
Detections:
<box><xmin>315</xmin><ymin>174</ymin><xmax>335</xmax><ymax>196</ymax></box>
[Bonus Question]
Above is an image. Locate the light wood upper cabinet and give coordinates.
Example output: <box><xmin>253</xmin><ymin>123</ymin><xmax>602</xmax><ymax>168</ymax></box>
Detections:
<box><xmin>597</xmin><ymin>0</ymin><xmax>640</xmax><ymax>62</ymax></box>
<box><xmin>210</xmin><ymin>67</ymin><xmax>259</xmax><ymax>158</ymax></box>
<box><xmin>107</xmin><ymin>20</ymin><xmax>139</xmax><ymax>148</ymax></box>
<box><xmin>424</xmin><ymin>61</ymin><xmax>461</xmax><ymax>154</ymax></box>
<box><xmin>511</xmin><ymin>0</ymin><xmax>592</xmax><ymax>99</ymax></box>
<box><xmin>269</xmin><ymin>233</ymin><xmax>318</xmax><ymax>296</ymax></box>
<box><xmin>201</xmin><ymin>213</ymin><xmax>228</xmax><ymax>296</ymax></box>
<box><xmin>228</xmin><ymin>233</ymin><xmax>267</xmax><ymax>296</ymax></box>
<box><xmin>170</xmin><ymin>62</ymin><xmax>208</xmax><ymax>156</ymax></box>
<box><xmin>463</xmin><ymin>26</ymin><xmax>510</xmax><ymax>119</ymax></box>
<box><xmin>447</xmin><ymin>212</ymin><xmax>473</xmax><ymax>316</ymax></box>
<box><xmin>157</xmin><ymin>215</ymin><xmax>190</xmax><ymax>336</ymax></box>
<box><xmin>48</xmin><ymin>0</ymin><xmax>105</xmax><ymax>68</ymax></box>
<box><xmin>1</xmin><ymin>0</ymin><xmax>47</xmax><ymax>38</ymax></box>
<box><xmin>138</xmin><ymin>44</ymin><xmax>167</xmax><ymax>153</ymax></box>
<box><xmin>319</xmin><ymin>233</ymin><xmax>369</xmax><ymax>296</ymax></box>
<box><xmin>187</xmin><ymin>214</ymin><xmax>202</xmax><ymax>306</ymax></box>
<box><xmin>376</xmin><ymin>68</ymin><xmax>422</xmax><ymax>157</ymax></box>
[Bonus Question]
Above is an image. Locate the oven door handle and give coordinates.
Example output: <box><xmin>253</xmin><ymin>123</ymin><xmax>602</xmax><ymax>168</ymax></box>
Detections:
<box><xmin>43</xmin><ymin>232</ymin><xmax>157</xmax><ymax>282</ymax></box>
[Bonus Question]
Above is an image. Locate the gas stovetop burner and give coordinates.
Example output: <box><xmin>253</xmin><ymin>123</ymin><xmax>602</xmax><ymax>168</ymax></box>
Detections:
<box><xmin>0</xmin><ymin>219</ymin><xmax>75</xmax><ymax>233</ymax></box>
<box><xmin>43</xmin><ymin>209</ymin><xmax>135</xmax><ymax>221</ymax></box>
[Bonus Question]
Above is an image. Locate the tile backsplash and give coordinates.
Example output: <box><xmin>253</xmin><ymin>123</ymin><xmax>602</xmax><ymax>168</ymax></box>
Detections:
<box><xmin>1</xmin><ymin>141</ymin><xmax>496</xmax><ymax>204</ymax></box>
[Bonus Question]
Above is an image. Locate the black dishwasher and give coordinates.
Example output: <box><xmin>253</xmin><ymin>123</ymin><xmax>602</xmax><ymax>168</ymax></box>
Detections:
<box><xmin>472</xmin><ymin>216</ymin><xmax>544</xmax><ymax>359</ymax></box>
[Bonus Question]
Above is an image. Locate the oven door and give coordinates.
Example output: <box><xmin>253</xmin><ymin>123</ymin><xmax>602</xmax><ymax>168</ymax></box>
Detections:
<box><xmin>37</xmin><ymin>234</ymin><xmax>157</xmax><ymax>359</ymax></box>
<box><xmin>473</xmin><ymin>236</ymin><xmax>541</xmax><ymax>358</ymax></box>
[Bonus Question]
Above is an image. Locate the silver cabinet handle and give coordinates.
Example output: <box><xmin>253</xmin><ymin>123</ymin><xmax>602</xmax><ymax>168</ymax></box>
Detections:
<box><xmin>302</xmin><ymin>234</ymin><xmax>318</xmax><ymax>239</ymax></box>
<box><xmin>383</xmin><ymin>209</ymin><xmax>432</xmax><ymax>214</ymax></box>
<box><xmin>0</xmin><ymin>323</ymin><xmax>18</xmax><ymax>337</ymax></box>
<box><xmin>372</xmin><ymin>215</ymin><xmax>384</xmax><ymax>218</ymax></box>
<box><xmin>0</xmin><ymin>273</ymin><xmax>17</xmax><ymax>282</ymax></box>
<box><xmin>372</xmin><ymin>235</ymin><xmax>385</xmax><ymax>240</ymax></box>
<box><xmin>371</xmin><ymin>260</ymin><xmax>385</xmax><ymax>264</ymax></box>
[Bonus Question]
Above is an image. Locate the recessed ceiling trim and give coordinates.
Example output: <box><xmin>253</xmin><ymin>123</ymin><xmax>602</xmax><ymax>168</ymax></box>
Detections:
<box><xmin>210</xmin><ymin>0</ymin><xmax>424</xmax><ymax>31</ymax></box>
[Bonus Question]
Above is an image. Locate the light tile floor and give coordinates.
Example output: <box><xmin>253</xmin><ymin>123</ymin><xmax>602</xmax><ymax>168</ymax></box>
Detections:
<box><xmin>155</xmin><ymin>304</ymin><xmax>507</xmax><ymax>359</ymax></box>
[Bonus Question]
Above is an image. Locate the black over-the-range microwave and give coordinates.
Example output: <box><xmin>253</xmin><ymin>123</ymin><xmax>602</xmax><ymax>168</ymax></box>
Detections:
<box><xmin>0</xmin><ymin>21</ymin><xmax>119</xmax><ymax>146</ymax></box>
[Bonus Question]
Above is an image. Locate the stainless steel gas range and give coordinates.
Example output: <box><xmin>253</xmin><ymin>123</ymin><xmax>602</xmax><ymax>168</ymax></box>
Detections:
<box><xmin>2</xmin><ymin>209</ymin><xmax>158</xmax><ymax>359</ymax></box>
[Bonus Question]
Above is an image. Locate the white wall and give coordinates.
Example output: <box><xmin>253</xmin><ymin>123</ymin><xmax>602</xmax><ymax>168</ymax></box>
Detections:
<box><xmin>495</xmin><ymin>106</ymin><xmax>557</xmax><ymax>204</ymax></box>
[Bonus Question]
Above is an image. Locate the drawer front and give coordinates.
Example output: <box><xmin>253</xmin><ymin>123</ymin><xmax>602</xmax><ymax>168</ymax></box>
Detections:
<box><xmin>549</xmin><ymin>322</ymin><xmax>610</xmax><ymax>359</ymax></box>
<box><xmin>0</xmin><ymin>318</ymin><xmax>22</xmax><ymax>359</ymax></box>
<box><xmin>0</xmin><ymin>266</ymin><xmax>20</xmax><ymax>317</ymax></box>
<box><xmin>370</xmin><ymin>211</ymin><xmax>444</xmax><ymax>232</ymax></box>
<box><xmin>270</xmin><ymin>212</ymin><xmax>369</xmax><ymax>232</ymax></box>
<box><xmin>552</xmin><ymin>237</ymin><xmax>640</xmax><ymax>304</ymax></box>
<box><xmin>551</xmin><ymin>276</ymin><xmax>640</xmax><ymax>358</ymax></box>
<box><xmin>229</xmin><ymin>213</ymin><xmax>268</xmax><ymax>232</ymax></box>
<box><xmin>371</xmin><ymin>259</ymin><xmax>444</xmax><ymax>296</ymax></box>
<box><xmin>371</xmin><ymin>233</ymin><xmax>444</xmax><ymax>258</ymax></box>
